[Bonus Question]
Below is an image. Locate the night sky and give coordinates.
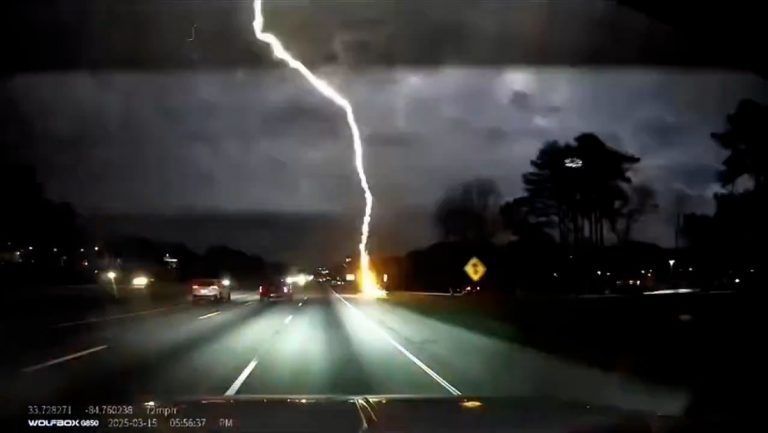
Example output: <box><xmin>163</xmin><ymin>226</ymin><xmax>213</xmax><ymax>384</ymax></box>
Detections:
<box><xmin>4</xmin><ymin>0</ymin><xmax>767</xmax><ymax>264</ymax></box>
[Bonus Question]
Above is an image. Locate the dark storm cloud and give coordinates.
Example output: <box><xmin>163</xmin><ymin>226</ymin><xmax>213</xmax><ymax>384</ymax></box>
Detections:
<box><xmin>7</xmin><ymin>67</ymin><xmax>766</xmax><ymax>258</ymax></box>
<box><xmin>261</xmin><ymin>103</ymin><xmax>343</xmax><ymax>137</ymax></box>
<box><xmin>506</xmin><ymin>91</ymin><xmax>533</xmax><ymax>111</ymax></box>
<box><xmin>8</xmin><ymin>70</ymin><xmax>363</xmax><ymax>215</ymax></box>
<box><xmin>675</xmin><ymin>163</ymin><xmax>719</xmax><ymax>188</ymax></box>
<box><xmin>5</xmin><ymin>0</ymin><xmax>768</xmax><ymax>261</ymax></box>
<box><xmin>7</xmin><ymin>0</ymin><xmax>764</xmax><ymax>75</ymax></box>
<box><xmin>483</xmin><ymin>127</ymin><xmax>509</xmax><ymax>144</ymax></box>
<box><xmin>365</xmin><ymin>131</ymin><xmax>420</xmax><ymax>148</ymax></box>
<box><xmin>632</xmin><ymin>115</ymin><xmax>692</xmax><ymax>151</ymax></box>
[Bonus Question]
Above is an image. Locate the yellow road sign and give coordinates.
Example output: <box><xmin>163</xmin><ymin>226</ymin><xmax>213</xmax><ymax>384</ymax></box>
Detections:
<box><xmin>464</xmin><ymin>257</ymin><xmax>486</xmax><ymax>282</ymax></box>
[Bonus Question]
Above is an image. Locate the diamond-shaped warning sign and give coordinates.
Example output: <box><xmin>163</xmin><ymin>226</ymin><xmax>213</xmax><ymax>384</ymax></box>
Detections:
<box><xmin>464</xmin><ymin>257</ymin><xmax>486</xmax><ymax>282</ymax></box>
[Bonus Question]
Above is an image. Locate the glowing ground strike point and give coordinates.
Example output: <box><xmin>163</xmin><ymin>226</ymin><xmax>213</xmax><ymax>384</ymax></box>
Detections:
<box><xmin>252</xmin><ymin>0</ymin><xmax>384</xmax><ymax>298</ymax></box>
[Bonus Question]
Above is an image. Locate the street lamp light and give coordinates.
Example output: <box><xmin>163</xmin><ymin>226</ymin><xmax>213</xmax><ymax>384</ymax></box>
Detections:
<box><xmin>106</xmin><ymin>270</ymin><xmax>118</xmax><ymax>298</ymax></box>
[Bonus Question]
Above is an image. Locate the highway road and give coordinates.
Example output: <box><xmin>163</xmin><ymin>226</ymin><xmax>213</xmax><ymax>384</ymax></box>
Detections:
<box><xmin>3</xmin><ymin>284</ymin><xmax>686</xmax><ymax>419</ymax></box>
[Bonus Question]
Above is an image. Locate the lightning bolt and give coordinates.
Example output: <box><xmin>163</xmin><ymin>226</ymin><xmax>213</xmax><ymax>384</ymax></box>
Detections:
<box><xmin>252</xmin><ymin>0</ymin><xmax>383</xmax><ymax>297</ymax></box>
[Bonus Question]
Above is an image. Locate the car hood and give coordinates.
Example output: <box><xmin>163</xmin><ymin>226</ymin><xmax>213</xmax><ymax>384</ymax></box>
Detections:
<box><xmin>150</xmin><ymin>395</ymin><xmax>677</xmax><ymax>432</ymax></box>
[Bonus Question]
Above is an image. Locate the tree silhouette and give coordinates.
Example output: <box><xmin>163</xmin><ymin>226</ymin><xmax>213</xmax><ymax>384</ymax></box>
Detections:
<box><xmin>711</xmin><ymin>99</ymin><xmax>768</xmax><ymax>192</ymax></box>
<box><xmin>201</xmin><ymin>245</ymin><xmax>266</xmax><ymax>278</ymax></box>
<box><xmin>0</xmin><ymin>163</ymin><xmax>82</xmax><ymax>249</ymax></box>
<box><xmin>499</xmin><ymin>196</ymin><xmax>554</xmax><ymax>243</ymax></box>
<box><xmin>711</xmin><ymin>99</ymin><xmax>768</xmax><ymax>250</ymax></box>
<box><xmin>522</xmin><ymin>133</ymin><xmax>640</xmax><ymax>247</ymax></box>
<box><xmin>681</xmin><ymin>98</ymin><xmax>768</xmax><ymax>277</ymax></box>
<box><xmin>434</xmin><ymin>178</ymin><xmax>501</xmax><ymax>242</ymax></box>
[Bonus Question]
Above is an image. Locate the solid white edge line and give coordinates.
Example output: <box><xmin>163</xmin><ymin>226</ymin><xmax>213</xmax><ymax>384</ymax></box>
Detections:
<box><xmin>22</xmin><ymin>345</ymin><xmax>109</xmax><ymax>373</ymax></box>
<box><xmin>332</xmin><ymin>292</ymin><xmax>462</xmax><ymax>396</ymax></box>
<box><xmin>198</xmin><ymin>311</ymin><xmax>221</xmax><ymax>320</ymax></box>
<box><xmin>245</xmin><ymin>301</ymin><xmax>254</xmax><ymax>305</ymax></box>
<box><xmin>298</xmin><ymin>302</ymin><xmax>303</xmax><ymax>307</ymax></box>
<box><xmin>284</xmin><ymin>315</ymin><xmax>293</xmax><ymax>324</ymax></box>
<box><xmin>225</xmin><ymin>358</ymin><xmax>258</xmax><ymax>396</ymax></box>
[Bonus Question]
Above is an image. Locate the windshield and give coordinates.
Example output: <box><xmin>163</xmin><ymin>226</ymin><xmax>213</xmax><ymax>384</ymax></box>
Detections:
<box><xmin>3</xmin><ymin>0</ymin><xmax>762</xmax><ymax>430</ymax></box>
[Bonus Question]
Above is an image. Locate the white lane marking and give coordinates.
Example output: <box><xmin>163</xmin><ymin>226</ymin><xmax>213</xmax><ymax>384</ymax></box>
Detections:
<box><xmin>22</xmin><ymin>345</ymin><xmax>108</xmax><ymax>373</ymax></box>
<box><xmin>333</xmin><ymin>292</ymin><xmax>462</xmax><ymax>395</ymax></box>
<box><xmin>245</xmin><ymin>301</ymin><xmax>254</xmax><ymax>305</ymax></box>
<box><xmin>298</xmin><ymin>302</ymin><xmax>303</xmax><ymax>307</ymax></box>
<box><xmin>225</xmin><ymin>358</ymin><xmax>258</xmax><ymax>396</ymax></box>
<box><xmin>284</xmin><ymin>315</ymin><xmax>293</xmax><ymax>324</ymax></box>
<box><xmin>198</xmin><ymin>311</ymin><xmax>221</xmax><ymax>320</ymax></box>
<box><xmin>53</xmin><ymin>305</ymin><xmax>183</xmax><ymax>328</ymax></box>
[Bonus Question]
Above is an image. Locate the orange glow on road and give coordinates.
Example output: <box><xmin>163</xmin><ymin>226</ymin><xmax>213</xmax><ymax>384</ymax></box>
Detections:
<box><xmin>358</xmin><ymin>256</ymin><xmax>386</xmax><ymax>298</ymax></box>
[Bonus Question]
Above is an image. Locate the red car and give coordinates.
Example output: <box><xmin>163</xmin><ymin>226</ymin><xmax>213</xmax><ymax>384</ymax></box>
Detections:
<box><xmin>259</xmin><ymin>280</ymin><xmax>294</xmax><ymax>302</ymax></box>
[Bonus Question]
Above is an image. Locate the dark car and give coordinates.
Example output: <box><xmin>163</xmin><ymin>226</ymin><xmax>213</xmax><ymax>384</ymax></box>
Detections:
<box><xmin>259</xmin><ymin>279</ymin><xmax>294</xmax><ymax>302</ymax></box>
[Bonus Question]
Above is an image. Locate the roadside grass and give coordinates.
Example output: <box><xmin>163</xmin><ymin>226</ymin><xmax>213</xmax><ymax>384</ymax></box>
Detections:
<box><xmin>385</xmin><ymin>291</ymin><xmax>751</xmax><ymax>392</ymax></box>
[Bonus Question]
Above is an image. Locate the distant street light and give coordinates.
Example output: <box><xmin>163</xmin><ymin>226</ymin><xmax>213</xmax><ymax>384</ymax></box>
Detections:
<box><xmin>106</xmin><ymin>270</ymin><xmax>118</xmax><ymax>298</ymax></box>
<box><xmin>668</xmin><ymin>259</ymin><xmax>676</xmax><ymax>270</ymax></box>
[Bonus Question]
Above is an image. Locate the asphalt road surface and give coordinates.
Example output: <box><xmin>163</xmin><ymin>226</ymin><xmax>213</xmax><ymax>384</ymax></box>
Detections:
<box><xmin>3</xmin><ymin>284</ymin><xmax>686</xmax><ymax>419</ymax></box>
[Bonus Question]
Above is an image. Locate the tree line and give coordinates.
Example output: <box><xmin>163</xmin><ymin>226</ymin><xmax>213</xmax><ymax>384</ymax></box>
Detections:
<box><xmin>0</xmin><ymin>164</ymin><xmax>285</xmax><ymax>286</ymax></box>
<box><xmin>411</xmin><ymin>98</ymin><xmax>766</xmax><ymax>293</ymax></box>
<box><xmin>435</xmin><ymin>98</ymin><xmax>765</xmax><ymax>252</ymax></box>
<box><xmin>434</xmin><ymin>133</ymin><xmax>656</xmax><ymax>249</ymax></box>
